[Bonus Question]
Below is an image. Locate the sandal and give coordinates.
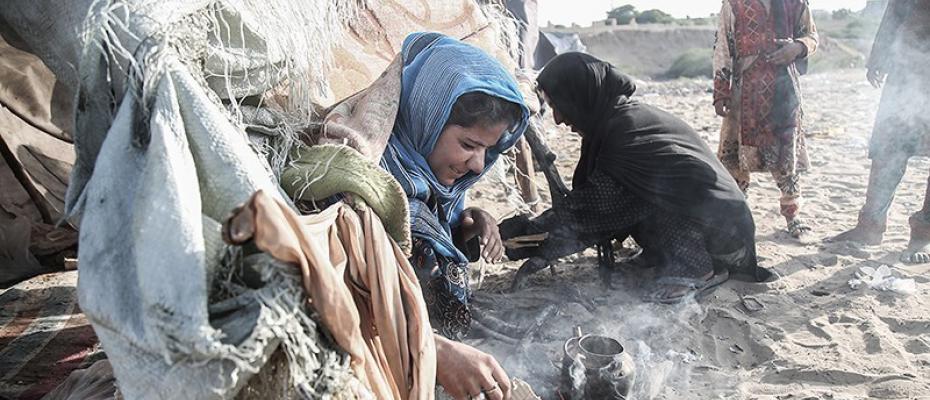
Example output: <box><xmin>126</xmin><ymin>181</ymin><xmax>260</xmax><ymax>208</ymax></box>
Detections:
<box><xmin>643</xmin><ymin>270</ymin><xmax>730</xmax><ymax>304</ymax></box>
<box><xmin>787</xmin><ymin>219</ymin><xmax>812</xmax><ymax>239</ymax></box>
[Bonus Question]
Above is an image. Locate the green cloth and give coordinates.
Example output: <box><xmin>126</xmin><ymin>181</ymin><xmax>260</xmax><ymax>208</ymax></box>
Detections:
<box><xmin>280</xmin><ymin>144</ymin><xmax>411</xmax><ymax>252</ymax></box>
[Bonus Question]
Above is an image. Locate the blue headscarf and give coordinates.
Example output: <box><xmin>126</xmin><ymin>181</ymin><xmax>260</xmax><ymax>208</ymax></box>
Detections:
<box><xmin>380</xmin><ymin>32</ymin><xmax>529</xmax><ymax>264</ymax></box>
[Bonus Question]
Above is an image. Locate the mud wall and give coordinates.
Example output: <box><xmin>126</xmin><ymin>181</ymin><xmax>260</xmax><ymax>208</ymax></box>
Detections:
<box><xmin>572</xmin><ymin>26</ymin><xmax>717</xmax><ymax>78</ymax></box>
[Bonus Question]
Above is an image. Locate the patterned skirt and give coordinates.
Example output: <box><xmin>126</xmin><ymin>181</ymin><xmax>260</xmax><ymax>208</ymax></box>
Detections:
<box><xmin>718</xmin><ymin>91</ymin><xmax>810</xmax><ymax>175</ymax></box>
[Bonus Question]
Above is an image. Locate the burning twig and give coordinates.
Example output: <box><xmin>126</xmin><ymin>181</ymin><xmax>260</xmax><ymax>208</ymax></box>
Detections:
<box><xmin>471</xmin><ymin>305</ymin><xmax>526</xmax><ymax>339</ymax></box>
<box><xmin>470</xmin><ymin>319</ymin><xmax>520</xmax><ymax>345</ymax></box>
<box><xmin>518</xmin><ymin>304</ymin><xmax>558</xmax><ymax>347</ymax></box>
<box><xmin>469</xmin><ymin>304</ymin><xmax>560</xmax><ymax>346</ymax></box>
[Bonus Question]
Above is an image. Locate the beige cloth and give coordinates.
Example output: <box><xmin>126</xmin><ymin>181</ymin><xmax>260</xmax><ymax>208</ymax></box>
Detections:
<box><xmin>0</xmin><ymin>28</ymin><xmax>77</xmax><ymax>283</ymax></box>
<box><xmin>320</xmin><ymin>1</ymin><xmax>516</xmax><ymax>107</ymax></box>
<box><xmin>0</xmin><ymin>30</ymin><xmax>75</xmax><ymax>223</ymax></box>
<box><xmin>311</xmin><ymin>56</ymin><xmax>405</xmax><ymax>162</ymax></box>
<box><xmin>224</xmin><ymin>190</ymin><xmax>436</xmax><ymax>400</ymax></box>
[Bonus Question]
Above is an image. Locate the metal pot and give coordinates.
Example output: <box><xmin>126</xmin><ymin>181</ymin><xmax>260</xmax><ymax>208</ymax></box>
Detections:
<box><xmin>561</xmin><ymin>328</ymin><xmax>635</xmax><ymax>399</ymax></box>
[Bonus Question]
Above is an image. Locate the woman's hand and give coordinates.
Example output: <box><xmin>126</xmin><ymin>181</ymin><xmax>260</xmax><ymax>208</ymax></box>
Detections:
<box><xmin>461</xmin><ymin>208</ymin><xmax>504</xmax><ymax>263</ymax></box>
<box><xmin>713</xmin><ymin>99</ymin><xmax>729</xmax><ymax>117</ymax></box>
<box><xmin>435</xmin><ymin>334</ymin><xmax>511</xmax><ymax>400</ymax></box>
<box><xmin>867</xmin><ymin>67</ymin><xmax>886</xmax><ymax>88</ymax></box>
<box><xmin>766</xmin><ymin>39</ymin><xmax>805</xmax><ymax>65</ymax></box>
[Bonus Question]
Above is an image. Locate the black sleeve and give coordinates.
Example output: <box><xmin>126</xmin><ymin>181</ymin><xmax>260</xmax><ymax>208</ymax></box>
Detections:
<box><xmin>501</xmin><ymin>169</ymin><xmax>654</xmax><ymax>262</ymax></box>
<box><xmin>452</xmin><ymin>228</ymin><xmax>482</xmax><ymax>262</ymax></box>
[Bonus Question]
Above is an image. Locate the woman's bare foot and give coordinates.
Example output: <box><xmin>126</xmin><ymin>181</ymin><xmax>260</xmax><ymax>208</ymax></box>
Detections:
<box><xmin>900</xmin><ymin>240</ymin><xmax>930</xmax><ymax>264</ymax></box>
<box><xmin>902</xmin><ymin>213</ymin><xmax>930</xmax><ymax>264</ymax></box>
<box><xmin>831</xmin><ymin>224</ymin><xmax>883</xmax><ymax>245</ymax></box>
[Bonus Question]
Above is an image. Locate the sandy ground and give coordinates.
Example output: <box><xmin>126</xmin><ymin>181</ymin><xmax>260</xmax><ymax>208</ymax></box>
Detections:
<box><xmin>465</xmin><ymin>69</ymin><xmax>930</xmax><ymax>399</ymax></box>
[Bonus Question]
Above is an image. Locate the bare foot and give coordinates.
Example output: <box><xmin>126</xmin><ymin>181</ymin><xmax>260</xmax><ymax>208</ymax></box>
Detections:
<box><xmin>901</xmin><ymin>239</ymin><xmax>930</xmax><ymax>264</ymax></box>
<box><xmin>831</xmin><ymin>224</ymin><xmax>883</xmax><ymax>245</ymax></box>
<box><xmin>903</xmin><ymin>212</ymin><xmax>930</xmax><ymax>264</ymax></box>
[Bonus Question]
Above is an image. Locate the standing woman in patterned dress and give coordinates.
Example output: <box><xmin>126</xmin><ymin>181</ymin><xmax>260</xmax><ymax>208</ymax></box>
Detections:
<box><xmin>712</xmin><ymin>0</ymin><xmax>819</xmax><ymax>239</ymax></box>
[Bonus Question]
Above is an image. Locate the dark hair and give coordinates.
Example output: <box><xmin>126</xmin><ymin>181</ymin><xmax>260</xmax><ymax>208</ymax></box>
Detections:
<box><xmin>445</xmin><ymin>92</ymin><xmax>522</xmax><ymax>131</ymax></box>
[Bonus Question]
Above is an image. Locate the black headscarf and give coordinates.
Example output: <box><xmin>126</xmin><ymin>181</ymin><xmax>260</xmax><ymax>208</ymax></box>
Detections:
<box><xmin>537</xmin><ymin>53</ymin><xmax>766</xmax><ymax>280</ymax></box>
<box><xmin>536</xmin><ymin>52</ymin><xmax>636</xmax><ymax>187</ymax></box>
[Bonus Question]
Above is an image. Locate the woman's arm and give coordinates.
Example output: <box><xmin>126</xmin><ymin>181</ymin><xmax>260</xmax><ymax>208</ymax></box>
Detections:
<box><xmin>502</xmin><ymin>169</ymin><xmax>650</xmax><ymax>262</ymax></box>
<box><xmin>793</xmin><ymin>3</ymin><xmax>820</xmax><ymax>57</ymax></box>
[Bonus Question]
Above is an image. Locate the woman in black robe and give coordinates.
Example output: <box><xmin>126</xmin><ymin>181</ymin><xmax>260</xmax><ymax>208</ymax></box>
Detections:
<box><xmin>501</xmin><ymin>52</ymin><xmax>769</xmax><ymax>303</ymax></box>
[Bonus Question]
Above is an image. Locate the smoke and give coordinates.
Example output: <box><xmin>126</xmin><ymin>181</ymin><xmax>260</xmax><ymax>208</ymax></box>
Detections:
<box><xmin>827</xmin><ymin>1</ymin><xmax>930</xmax><ymax>234</ymax></box>
<box><xmin>467</xmin><ymin>261</ymin><xmax>738</xmax><ymax>399</ymax></box>
<box><xmin>605</xmin><ymin>299</ymin><xmax>704</xmax><ymax>399</ymax></box>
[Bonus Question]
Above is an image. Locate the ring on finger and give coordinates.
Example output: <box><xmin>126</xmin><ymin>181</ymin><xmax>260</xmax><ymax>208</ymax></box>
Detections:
<box><xmin>482</xmin><ymin>384</ymin><xmax>500</xmax><ymax>393</ymax></box>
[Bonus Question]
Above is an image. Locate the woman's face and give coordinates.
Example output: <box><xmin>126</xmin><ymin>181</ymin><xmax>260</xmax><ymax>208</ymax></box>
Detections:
<box><xmin>428</xmin><ymin>122</ymin><xmax>508</xmax><ymax>186</ymax></box>
<box><xmin>539</xmin><ymin>90</ymin><xmax>579</xmax><ymax>135</ymax></box>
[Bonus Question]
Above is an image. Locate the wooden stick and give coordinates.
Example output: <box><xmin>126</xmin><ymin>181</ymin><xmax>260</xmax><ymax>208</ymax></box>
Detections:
<box><xmin>513</xmin><ymin>137</ymin><xmax>541</xmax><ymax>213</ymax></box>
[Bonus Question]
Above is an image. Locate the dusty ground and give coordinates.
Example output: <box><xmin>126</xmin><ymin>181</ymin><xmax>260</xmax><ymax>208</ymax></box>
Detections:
<box><xmin>466</xmin><ymin>69</ymin><xmax>930</xmax><ymax>399</ymax></box>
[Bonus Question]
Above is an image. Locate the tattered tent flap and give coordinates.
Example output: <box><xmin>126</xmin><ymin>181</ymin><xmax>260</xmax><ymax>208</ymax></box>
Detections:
<box><xmin>0</xmin><ymin>147</ymin><xmax>43</xmax><ymax>223</ymax></box>
<box><xmin>0</xmin><ymin>31</ymin><xmax>76</xmax><ymax>284</ymax></box>
<box><xmin>0</xmin><ymin>154</ymin><xmax>55</xmax><ymax>284</ymax></box>
<box><xmin>0</xmin><ymin>1</ymin><xmax>91</xmax><ymax>103</ymax></box>
<box><xmin>0</xmin><ymin>109</ymin><xmax>74</xmax><ymax>223</ymax></box>
<box><xmin>0</xmin><ymin>30</ymin><xmax>75</xmax><ymax>223</ymax></box>
<box><xmin>203</xmin><ymin>5</ymin><xmax>286</xmax><ymax>100</ymax></box>
<box><xmin>320</xmin><ymin>1</ymin><xmax>518</xmax><ymax>107</ymax></box>
<box><xmin>0</xmin><ymin>152</ymin><xmax>74</xmax><ymax>283</ymax></box>
<box><xmin>0</xmin><ymin>31</ymin><xmax>74</xmax><ymax>140</ymax></box>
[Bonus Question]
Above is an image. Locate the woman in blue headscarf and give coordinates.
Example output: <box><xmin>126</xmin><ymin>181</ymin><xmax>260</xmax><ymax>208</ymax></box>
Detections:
<box><xmin>381</xmin><ymin>32</ymin><xmax>528</xmax><ymax>336</ymax></box>
<box><xmin>380</xmin><ymin>32</ymin><xmax>528</xmax><ymax>399</ymax></box>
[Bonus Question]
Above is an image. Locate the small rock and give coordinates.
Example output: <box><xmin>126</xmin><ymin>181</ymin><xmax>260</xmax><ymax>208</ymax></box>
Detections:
<box><xmin>740</xmin><ymin>296</ymin><xmax>764</xmax><ymax>313</ymax></box>
<box><xmin>811</xmin><ymin>289</ymin><xmax>831</xmax><ymax>297</ymax></box>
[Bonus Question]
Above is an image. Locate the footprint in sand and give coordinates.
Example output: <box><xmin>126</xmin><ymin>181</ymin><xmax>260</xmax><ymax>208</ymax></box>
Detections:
<box><xmin>868</xmin><ymin>376</ymin><xmax>930</xmax><ymax>399</ymax></box>
<box><xmin>785</xmin><ymin>321</ymin><xmax>836</xmax><ymax>350</ymax></box>
<box><xmin>859</xmin><ymin>324</ymin><xmax>884</xmax><ymax>355</ymax></box>
<box><xmin>761</xmin><ymin>367</ymin><xmax>873</xmax><ymax>386</ymax></box>
<box><xmin>699</xmin><ymin>308</ymin><xmax>775</xmax><ymax>369</ymax></box>
<box><xmin>903</xmin><ymin>338</ymin><xmax>930</xmax><ymax>354</ymax></box>
<box><xmin>877</xmin><ymin>316</ymin><xmax>930</xmax><ymax>361</ymax></box>
<box><xmin>878</xmin><ymin>316</ymin><xmax>930</xmax><ymax>336</ymax></box>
